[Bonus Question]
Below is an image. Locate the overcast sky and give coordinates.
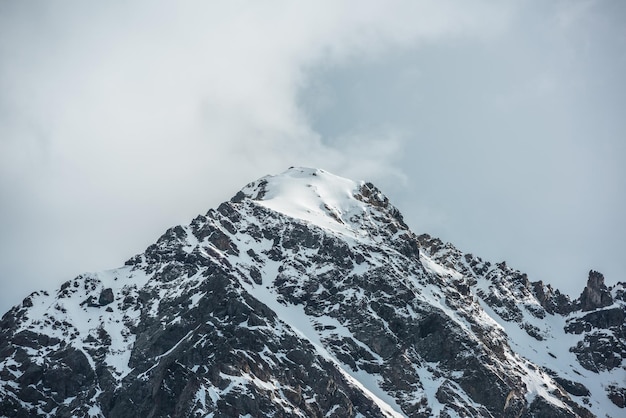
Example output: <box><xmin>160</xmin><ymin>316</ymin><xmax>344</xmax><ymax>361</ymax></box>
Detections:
<box><xmin>1</xmin><ymin>1</ymin><xmax>624</xmax><ymax>314</ymax></box>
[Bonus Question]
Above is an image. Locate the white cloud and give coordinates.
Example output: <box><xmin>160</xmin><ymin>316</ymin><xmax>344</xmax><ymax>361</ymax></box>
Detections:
<box><xmin>0</xmin><ymin>1</ymin><xmax>517</xmax><ymax>311</ymax></box>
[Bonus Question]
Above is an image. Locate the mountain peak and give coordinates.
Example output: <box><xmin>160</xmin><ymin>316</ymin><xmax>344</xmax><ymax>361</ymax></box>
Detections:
<box><xmin>0</xmin><ymin>168</ymin><xmax>623</xmax><ymax>417</ymax></box>
<box><xmin>233</xmin><ymin>167</ymin><xmax>407</xmax><ymax>242</ymax></box>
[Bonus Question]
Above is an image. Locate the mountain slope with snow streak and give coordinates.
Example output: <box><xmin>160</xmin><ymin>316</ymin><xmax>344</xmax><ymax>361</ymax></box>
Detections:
<box><xmin>0</xmin><ymin>167</ymin><xmax>623</xmax><ymax>417</ymax></box>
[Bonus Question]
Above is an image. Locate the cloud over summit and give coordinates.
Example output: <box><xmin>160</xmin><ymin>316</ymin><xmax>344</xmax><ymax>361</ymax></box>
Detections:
<box><xmin>0</xmin><ymin>1</ymin><xmax>623</xmax><ymax>313</ymax></box>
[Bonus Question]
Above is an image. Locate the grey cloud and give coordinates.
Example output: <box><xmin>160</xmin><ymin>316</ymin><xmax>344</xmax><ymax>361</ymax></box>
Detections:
<box><xmin>1</xmin><ymin>1</ymin><xmax>621</xmax><ymax>313</ymax></box>
<box><xmin>0</xmin><ymin>1</ymin><xmax>518</xmax><ymax>313</ymax></box>
<box><xmin>300</xmin><ymin>0</ymin><xmax>626</xmax><ymax>297</ymax></box>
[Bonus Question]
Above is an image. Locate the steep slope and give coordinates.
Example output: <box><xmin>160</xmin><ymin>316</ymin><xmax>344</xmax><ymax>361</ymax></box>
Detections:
<box><xmin>0</xmin><ymin>167</ymin><xmax>623</xmax><ymax>417</ymax></box>
<box><xmin>416</xmin><ymin>235</ymin><xmax>625</xmax><ymax>416</ymax></box>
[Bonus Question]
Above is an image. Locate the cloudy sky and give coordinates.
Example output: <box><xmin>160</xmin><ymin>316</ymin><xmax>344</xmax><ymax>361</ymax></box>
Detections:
<box><xmin>1</xmin><ymin>1</ymin><xmax>624</xmax><ymax>314</ymax></box>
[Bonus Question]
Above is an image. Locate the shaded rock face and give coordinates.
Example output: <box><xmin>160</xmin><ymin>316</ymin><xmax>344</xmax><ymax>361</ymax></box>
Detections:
<box><xmin>532</xmin><ymin>281</ymin><xmax>575</xmax><ymax>316</ymax></box>
<box><xmin>565</xmin><ymin>306</ymin><xmax>626</xmax><ymax>374</ymax></box>
<box><xmin>579</xmin><ymin>270</ymin><xmax>614</xmax><ymax>311</ymax></box>
<box><xmin>0</xmin><ymin>168</ymin><xmax>622</xmax><ymax>417</ymax></box>
<box><xmin>607</xmin><ymin>385</ymin><xmax>626</xmax><ymax>408</ymax></box>
<box><xmin>98</xmin><ymin>288</ymin><xmax>114</xmax><ymax>306</ymax></box>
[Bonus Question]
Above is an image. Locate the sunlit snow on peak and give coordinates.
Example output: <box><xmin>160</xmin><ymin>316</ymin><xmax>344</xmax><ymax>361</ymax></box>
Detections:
<box><xmin>243</xmin><ymin>167</ymin><xmax>371</xmax><ymax>238</ymax></box>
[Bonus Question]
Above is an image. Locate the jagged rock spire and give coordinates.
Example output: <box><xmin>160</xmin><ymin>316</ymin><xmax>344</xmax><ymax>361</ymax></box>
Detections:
<box><xmin>579</xmin><ymin>270</ymin><xmax>613</xmax><ymax>311</ymax></box>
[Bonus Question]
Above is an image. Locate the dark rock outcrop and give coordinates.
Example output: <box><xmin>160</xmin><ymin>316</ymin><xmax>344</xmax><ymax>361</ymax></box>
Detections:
<box><xmin>98</xmin><ymin>288</ymin><xmax>114</xmax><ymax>306</ymax></box>
<box><xmin>579</xmin><ymin>270</ymin><xmax>613</xmax><ymax>311</ymax></box>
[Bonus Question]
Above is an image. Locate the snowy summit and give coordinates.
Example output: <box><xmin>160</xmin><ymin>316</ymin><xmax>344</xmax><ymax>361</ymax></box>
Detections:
<box><xmin>238</xmin><ymin>167</ymin><xmax>403</xmax><ymax>239</ymax></box>
<box><xmin>0</xmin><ymin>167</ymin><xmax>624</xmax><ymax>417</ymax></box>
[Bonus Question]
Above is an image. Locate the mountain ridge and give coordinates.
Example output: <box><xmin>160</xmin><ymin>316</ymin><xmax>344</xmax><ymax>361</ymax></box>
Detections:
<box><xmin>0</xmin><ymin>167</ymin><xmax>624</xmax><ymax>417</ymax></box>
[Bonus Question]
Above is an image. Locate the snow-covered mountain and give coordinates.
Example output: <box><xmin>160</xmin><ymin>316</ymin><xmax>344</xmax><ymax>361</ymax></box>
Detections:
<box><xmin>0</xmin><ymin>167</ymin><xmax>624</xmax><ymax>417</ymax></box>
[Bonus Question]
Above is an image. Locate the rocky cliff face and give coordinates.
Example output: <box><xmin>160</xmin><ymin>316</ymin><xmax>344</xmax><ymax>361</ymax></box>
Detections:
<box><xmin>0</xmin><ymin>167</ymin><xmax>624</xmax><ymax>417</ymax></box>
<box><xmin>579</xmin><ymin>271</ymin><xmax>614</xmax><ymax>312</ymax></box>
